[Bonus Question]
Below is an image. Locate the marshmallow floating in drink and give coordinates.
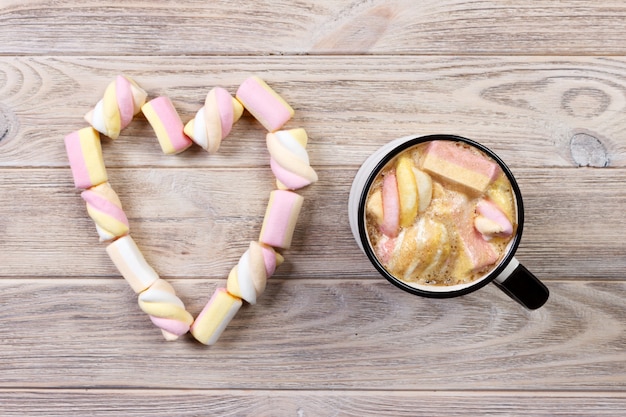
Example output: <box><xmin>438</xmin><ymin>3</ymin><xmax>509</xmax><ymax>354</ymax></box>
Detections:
<box><xmin>142</xmin><ymin>96</ymin><xmax>193</xmax><ymax>155</ymax></box>
<box><xmin>455</xmin><ymin>209</ymin><xmax>499</xmax><ymax>276</ymax></box>
<box><xmin>474</xmin><ymin>199</ymin><xmax>513</xmax><ymax>238</ymax></box>
<box><xmin>366</xmin><ymin>189</ymin><xmax>384</xmax><ymax>227</ymax></box>
<box><xmin>352</xmin><ymin>136</ymin><xmax>548</xmax><ymax>310</ymax></box>
<box><xmin>138</xmin><ymin>278</ymin><xmax>194</xmax><ymax>341</ymax></box>
<box><xmin>106</xmin><ymin>235</ymin><xmax>160</xmax><ymax>293</ymax></box>
<box><xmin>84</xmin><ymin>75</ymin><xmax>147</xmax><ymax>140</ymax></box>
<box><xmin>363</xmin><ymin>139</ymin><xmax>518</xmax><ymax>287</ymax></box>
<box><xmin>81</xmin><ymin>182</ymin><xmax>129</xmax><ymax>242</ymax></box>
<box><xmin>380</xmin><ymin>172</ymin><xmax>400</xmax><ymax>238</ymax></box>
<box><xmin>64</xmin><ymin>127</ymin><xmax>108</xmax><ymax>189</ymax></box>
<box><xmin>400</xmin><ymin>158</ymin><xmax>433</xmax><ymax>219</ymax></box>
<box><xmin>190</xmin><ymin>288</ymin><xmax>243</xmax><ymax>346</ymax></box>
<box><xmin>395</xmin><ymin>156</ymin><xmax>418</xmax><ymax>227</ymax></box>
<box><xmin>413</xmin><ymin>168</ymin><xmax>433</xmax><ymax>213</ymax></box>
<box><xmin>259</xmin><ymin>190</ymin><xmax>304</xmax><ymax>249</ymax></box>
<box><xmin>183</xmin><ymin>87</ymin><xmax>244</xmax><ymax>153</ymax></box>
<box><xmin>421</xmin><ymin>140</ymin><xmax>501</xmax><ymax>194</ymax></box>
<box><xmin>236</xmin><ymin>76</ymin><xmax>294</xmax><ymax>132</ymax></box>
<box><xmin>372</xmin><ymin>157</ymin><xmax>434</xmax><ymax>236</ymax></box>
<box><xmin>486</xmin><ymin>176</ymin><xmax>516</xmax><ymax>223</ymax></box>
<box><xmin>227</xmin><ymin>241</ymin><xmax>284</xmax><ymax>304</ymax></box>
<box><xmin>386</xmin><ymin>217</ymin><xmax>451</xmax><ymax>282</ymax></box>
<box><xmin>266</xmin><ymin>128</ymin><xmax>318</xmax><ymax>190</ymax></box>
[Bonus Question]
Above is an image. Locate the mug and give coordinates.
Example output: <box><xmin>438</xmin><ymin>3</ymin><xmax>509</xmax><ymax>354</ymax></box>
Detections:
<box><xmin>348</xmin><ymin>134</ymin><xmax>549</xmax><ymax>309</ymax></box>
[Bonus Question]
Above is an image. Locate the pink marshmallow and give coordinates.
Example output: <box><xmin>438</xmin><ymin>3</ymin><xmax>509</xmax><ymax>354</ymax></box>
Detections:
<box><xmin>149</xmin><ymin>316</ymin><xmax>191</xmax><ymax>338</ymax></box>
<box><xmin>270</xmin><ymin>158</ymin><xmax>313</xmax><ymax>190</ymax></box>
<box><xmin>236</xmin><ymin>76</ymin><xmax>294</xmax><ymax>132</ymax></box>
<box><xmin>64</xmin><ymin>127</ymin><xmax>108</xmax><ymax>189</ymax></box>
<box><xmin>458</xmin><ymin>210</ymin><xmax>499</xmax><ymax>272</ymax></box>
<box><xmin>213</xmin><ymin>87</ymin><xmax>236</xmax><ymax>138</ymax></box>
<box><xmin>475</xmin><ymin>199</ymin><xmax>514</xmax><ymax>237</ymax></box>
<box><xmin>381</xmin><ymin>172</ymin><xmax>400</xmax><ymax>237</ymax></box>
<box><xmin>142</xmin><ymin>96</ymin><xmax>193</xmax><ymax>155</ymax></box>
<box><xmin>115</xmin><ymin>75</ymin><xmax>135</xmax><ymax>128</ymax></box>
<box><xmin>259</xmin><ymin>190</ymin><xmax>304</xmax><ymax>249</ymax></box>
<box><xmin>261</xmin><ymin>244</ymin><xmax>278</xmax><ymax>277</ymax></box>
<box><xmin>81</xmin><ymin>188</ymin><xmax>128</xmax><ymax>226</ymax></box>
<box><xmin>421</xmin><ymin>140</ymin><xmax>501</xmax><ymax>194</ymax></box>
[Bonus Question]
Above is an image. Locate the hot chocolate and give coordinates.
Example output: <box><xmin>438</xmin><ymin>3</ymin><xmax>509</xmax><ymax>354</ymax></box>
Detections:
<box><xmin>364</xmin><ymin>140</ymin><xmax>517</xmax><ymax>287</ymax></box>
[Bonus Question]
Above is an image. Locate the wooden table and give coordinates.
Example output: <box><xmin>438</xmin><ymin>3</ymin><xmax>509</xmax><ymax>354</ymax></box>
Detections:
<box><xmin>2</xmin><ymin>1</ymin><xmax>626</xmax><ymax>415</ymax></box>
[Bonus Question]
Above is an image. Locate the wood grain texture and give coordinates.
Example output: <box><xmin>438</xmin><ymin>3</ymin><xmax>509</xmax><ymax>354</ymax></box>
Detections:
<box><xmin>2</xmin><ymin>390</ymin><xmax>626</xmax><ymax>417</ymax></box>
<box><xmin>2</xmin><ymin>1</ymin><xmax>626</xmax><ymax>415</ymax></box>
<box><xmin>0</xmin><ymin>279</ymin><xmax>625</xmax><ymax>390</ymax></box>
<box><xmin>0</xmin><ymin>167</ymin><xmax>624</xmax><ymax>280</ymax></box>
<box><xmin>2</xmin><ymin>56</ymin><xmax>626</xmax><ymax>168</ymax></box>
<box><xmin>2</xmin><ymin>1</ymin><xmax>626</xmax><ymax>55</ymax></box>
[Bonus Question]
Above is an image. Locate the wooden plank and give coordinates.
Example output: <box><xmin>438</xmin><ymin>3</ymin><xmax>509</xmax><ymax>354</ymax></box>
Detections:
<box><xmin>1</xmin><ymin>56</ymin><xmax>626</xmax><ymax>168</ymax></box>
<box><xmin>2</xmin><ymin>1</ymin><xmax>626</xmax><ymax>55</ymax></box>
<box><xmin>0</xmin><ymin>279</ymin><xmax>625</xmax><ymax>390</ymax></box>
<box><xmin>0</xmin><ymin>167</ymin><xmax>624</xmax><ymax>279</ymax></box>
<box><xmin>2</xmin><ymin>0</ymin><xmax>625</xmax><ymax>414</ymax></box>
<box><xmin>2</xmin><ymin>389</ymin><xmax>626</xmax><ymax>417</ymax></box>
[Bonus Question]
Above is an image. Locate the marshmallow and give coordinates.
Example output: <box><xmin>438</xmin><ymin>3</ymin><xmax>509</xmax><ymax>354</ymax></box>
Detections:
<box><xmin>226</xmin><ymin>241</ymin><xmax>284</xmax><ymax>304</ymax></box>
<box><xmin>486</xmin><ymin>175</ymin><xmax>516</xmax><ymax>222</ymax></box>
<box><xmin>413</xmin><ymin>168</ymin><xmax>433</xmax><ymax>213</ymax></box>
<box><xmin>106</xmin><ymin>235</ymin><xmax>159</xmax><ymax>293</ymax></box>
<box><xmin>395</xmin><ymin>156</ymin><xmax>418</xmax><ymax>227</ymax></box>
<box><xmin>141</xmin><ymin>96</ymin><xmax>193</xmax><ymax>155</ymax></box>
<box><xmin>366</xmin><ymin>189</ymin><xmax>384</xmax><ymax>226</ymax></box>
<box><xmin>190</xmin><ymin>288</ymin><xmax>242</xmax><ymax>345</ymax></box>
<box><xmin>236</xmin><ymin>76</ymin><xmax>294</xmax><ymax>132</ymax></box>
<box><xmin>138</xmin><ymin>278</ymin><xmax>194</xmax><ymax>341</ymax></box>
<box><xmin>421</xmin><ymin>140</ymin><xmax>501</xmax><ymax>194</ymax></box>
<box><xmin>267</xmin><ymin>128</ymin><xmax>318</xmax><ymax>190</ymax></box>
<box><xmin>84</xmin><ymin>75</ymin><xmax>147</xmax><ymax>140</ymax></box>
<box><xmin>81</xmin><ymin>182</ymin><xmax>129</xmax><ymax>242</ymax></box>
<box><xmin>474</xmin><ymin>199</ymin><xmax>513</xmax><ymax>238</ymax></box>
<box><xmin>386</xmin><ymin>217</ymin><xmax>451</xmax><ymax>281</ymax></box>
<box><xmin>455</xmin><ymin>210</ymin><xmax>499</xmax><ymax>275</ymax></box>
<box><xmin>381</xmin><ymin>172</ymin><xmax>400</xmax><ymax>238</ymax></box>
<box><xmin>183</xmin><ymin>87</ymin><xmax>244</xmax><ymax>153</ymax></box>
<box><xmin>259</xmin><ymin>190</ymin><xmax>304</xmax><ymax>249</ymax></box>
<box><xmin>64</xmin><ymin>127</ymin><xmax>108</xmax><ymax>189</ymax></box>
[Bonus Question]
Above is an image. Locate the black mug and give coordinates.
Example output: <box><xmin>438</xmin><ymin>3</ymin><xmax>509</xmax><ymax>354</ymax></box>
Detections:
<box><xmin>348</xmin><ymin>134</ymin><xmax>549</xmax><ymax>309</ymax></box>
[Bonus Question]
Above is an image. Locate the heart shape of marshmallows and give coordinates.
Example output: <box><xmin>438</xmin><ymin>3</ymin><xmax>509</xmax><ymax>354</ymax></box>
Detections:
<box><xmin>64</xmin><ymin>75</ymin><xmax>318</xmax><ymax>345</ymax></box>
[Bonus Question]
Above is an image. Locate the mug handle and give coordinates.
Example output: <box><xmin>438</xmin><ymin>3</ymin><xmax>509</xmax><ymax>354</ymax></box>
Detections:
<box><xmin>492</xmin><ymin>258</ymin><xmax>549</xmax><ymax>310</ymax></box>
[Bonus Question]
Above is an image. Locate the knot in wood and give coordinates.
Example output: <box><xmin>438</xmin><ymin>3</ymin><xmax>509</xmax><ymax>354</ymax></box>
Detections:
<box><xmin>569</xmin><ymin>133</ymin><xmax>609</xmax><ymax>167</ymax></box>
<box><xmin>0</xmin><ymin>102</ymin><xmax>16</xmax><ymax>144</ymax></box>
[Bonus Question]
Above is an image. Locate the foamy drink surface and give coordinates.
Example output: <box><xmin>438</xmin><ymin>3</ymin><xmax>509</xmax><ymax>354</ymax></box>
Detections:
<box><xmin>365</xmin><ymin>140</ymin><xmax>517</xmax><ymax>287</ymax></box>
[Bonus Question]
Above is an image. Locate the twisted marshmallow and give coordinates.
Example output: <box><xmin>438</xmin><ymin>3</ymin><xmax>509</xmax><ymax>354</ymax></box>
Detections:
<box><xmin>267</xmin><ymin>128</ymin><xmax>318</xmax><ymax>190</ymax></box>
<box><xmin>68</xmin><ymin>75</ymin><xmax>312</xmax><ymax>344</ymax></box>
<box><xmin>81</xmin><ymin>182</ymin><xmax>129</xmax><ymax>242</ymax></box>
<box><xmin>106</xmin><ymin>235</ymin><xmax>192</xmax><ymax>340</ymax></box>
<box><xmin>474</xmin><ymin>199</ymin><xmax>513</xmax><ymax>238</ymax></box>
<box><xmin>84</xmin><ymin>75</ymin><xmax>147</xmax><ymax>140</ymax></box>
<box><xmin>226</xmin><ymin>241</ymin><xmax>284</xmax><ymax>304</ymax></box>
<box><xmin>184</xmin><ymin>87</ymin><xmax>244</xmax><ymax>153</ymax></box>
<box><xmin>138</xmin><ymin>278</ymin><xmax>194</xmax><ymax>341</ymax></box>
